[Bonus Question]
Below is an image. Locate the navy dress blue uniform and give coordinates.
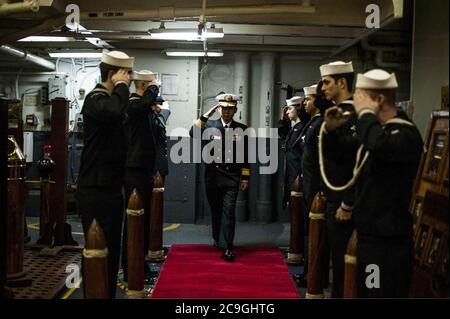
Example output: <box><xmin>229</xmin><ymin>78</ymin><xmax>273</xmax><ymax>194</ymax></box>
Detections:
<box><xmin>354</xmin><ymin>110</ymin><xmax>423</xmax><ymax>298</ymax></box>
<box><xmin>121</xmin><ymin>84</ymin><xmax>159</xmax><ymax>279</ymax></box>
<box><xmin>321</xmin><ymin>99</ymin><xmax>358</xmax><ymax>298</ymax></box>
<box><xmin>300</xmin><ymin>114</ymin><xmax>323</xmax><ymax>213</ymax></box>
<box><xmin>278</xmin><ymin>119</ymin><xmax>307</xmax><ymax>206</ymax></box>
<box><xmin>190</xmin><ymin>95</ymin><xmax>249</xmax><ymax>252</ymax></box>
<box><xmin>153</xmin><ymin>98</ymin><xmax>171</xmax><ymax>178</ymax></box>
<box><xmin>76</xmin><ymin>82</ymin><xmax>129</xmax><ymax>298</ymax></box>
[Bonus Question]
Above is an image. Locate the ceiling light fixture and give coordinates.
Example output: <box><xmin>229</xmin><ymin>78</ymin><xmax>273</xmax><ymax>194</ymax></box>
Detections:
<box><xmin>48</xmin><ymin>51</ymin><xmax>103</xmax><ymax>58</ymax></box>
<box><xmin>149</xmin><ymin>22</ymin><xmax>224</xmax><ymax>41</ymax></box>
<box><xmin>165</xmin><ymin>49</ymin><xmax>224</xmax><ymax>57</ymax></box>
<box><xmin>19</xmin><ymin>36</ymin><xmax>76</xmax><ymax>42</ymax></box>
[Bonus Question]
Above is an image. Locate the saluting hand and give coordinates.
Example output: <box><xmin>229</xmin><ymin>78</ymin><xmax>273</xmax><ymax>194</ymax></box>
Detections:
<box><xmin>354</xmin><ymin>89</ymin><xmax>380</xmax><ymax>115</ymax></box>
<box><xmin>281</xmin><ymin>106</ymin><xmax>289</xmax><ymax>120</ymax></box>
<box><xmin>324</xmin><ymin>106</ymin><xmax>350</xmax><ymax>132</ymax></box>
<box><xmin>153</xmin><ymin>104</ymin><xmax>161</xmax><ymax>115</ymax></box>
<box><xmin>240</xmin><ymin>180</ymin><xmax>249</xmax><ymax>192</ymax></box>
<box><xmin>205</xmin><ymin>104</ymin><xmax>221</xmax><ymax>118</ymax></box>
<box><xmin>153</xmin><ymin>79</ymin><xmax>162</xmax><ymax>88</ymax></box>
<box><xmin>111</xmin><ymin>69</ymin><xmax>131</xmax><ymax>86</ymax></box>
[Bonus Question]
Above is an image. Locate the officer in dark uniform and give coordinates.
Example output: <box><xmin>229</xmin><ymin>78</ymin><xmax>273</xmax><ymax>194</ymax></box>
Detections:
<box><xmin>76</xmin><ymin>50</ymin><xmax>134</xmax><ymax>298</ymax></box>
<box><xmin>319</xmin><ymin>61</ymin><xmax>359</xmax><ymax>298</ymax></box>
<box><xmin>121</xmin><ymin>70</ymin><xmax>159</xmax><ymax>282</ymax></box>
<box><xmin>152</xmin><ymin>96</ymin><xmax>171</xmax><ymax>180</ymax></box>
<box><xmin>190</xmin><ymin>93</ymin><xmax>250</xmax><ymax>262</ymax></box>
<box><xmin>349</xmin><ymin>69</ymin><xmax>423</xmax><ymax>297</ymax></box>
<box><xmin>278</xmin><ymin>96</ymin><xmax>310</xmax><ymax>208</ymax></box>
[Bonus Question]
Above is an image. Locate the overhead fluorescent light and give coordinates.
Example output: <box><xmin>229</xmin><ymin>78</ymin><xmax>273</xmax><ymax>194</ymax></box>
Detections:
<box><xmin>149</xmin><ymin>28</ymin><xmax>224</xmax><ymax>41</ymax></box>
<box><xmin>166</xmin><ymin>49</ymin><xmax>224</xmax><ymax>57</ymax></box>
<box><xmin>19</xmin><ymin>36</ymin><xmax>76</xmax><ymax>42</ymax></box>
<box><xmin>49</xmin><ymin>52</ymin><xmax>103</xmax><ymax>58</ymax></box>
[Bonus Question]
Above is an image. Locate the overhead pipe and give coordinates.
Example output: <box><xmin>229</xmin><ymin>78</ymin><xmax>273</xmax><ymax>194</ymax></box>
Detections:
<box><xmin>82</xmin><ymin>4</ymin><xmax>316</xmax><ymax>21</ymax></box>
<box><xmin>0</xmin><ymin>0</ymin><xmax>39</xmax><ymax>17</ymax></box>
<box><xmin>0</xmin><ymin>45</ymin><xmax>55</xmax><ymax>70</ymax></box>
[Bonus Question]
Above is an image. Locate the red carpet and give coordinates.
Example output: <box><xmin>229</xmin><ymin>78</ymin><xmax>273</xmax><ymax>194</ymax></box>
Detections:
<box><xmin>151</xmin><ymin>244</ymin><xmax>300</xmax><ymax>299</ymax></box>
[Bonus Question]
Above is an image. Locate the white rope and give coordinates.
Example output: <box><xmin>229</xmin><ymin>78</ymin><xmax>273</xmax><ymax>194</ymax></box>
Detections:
<box><xmin>287</xmin><ymin>253</ymin><xmax>303</xmax><ymax>264</ymax></box>
<box><xmin>148</xmin><ymin>250</ymin><xmax>165</xmax><ymax>260</ymax></box>
<box><xmin>305</xmin><ymin>292</ymin><xmax>324</xmax><ymax>299</ymax></box>
<box><xmin>126</xmin><ymin>289</ymin><xmax>146</xmax><ymax>299</ymax></box>
<box><xmin>309</xmin><ymin>212</ymin><xmax>325</xmax><ymax>220</ymax></box>
<box><xmin>318</xmin><ymin>122</ymin><xmax>369</xmax><ymax>192</ymax></box>
<box><xmin>345</xmin><ymin>254</ymin><xmax>357</xmax><ymax>265</ymax></box>
<box><xmin>126</xmin><ymin>208</ymin><xmax>144</xmax><ymax>216</ymax></box>
<box><xmin>83</xmin><ymin>248</ymin><xmax>109</xmax><ymax>258</ymax></box>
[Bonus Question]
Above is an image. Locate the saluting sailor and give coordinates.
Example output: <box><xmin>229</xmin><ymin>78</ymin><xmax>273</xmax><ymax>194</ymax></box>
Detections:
<box><xmin>350</xmin><ymin>70</ymin><xmax>423</xmax><ymax>297</ymax></box>
<box><xmin>189</xmin><ymin>93</ymin><xmax>250</xmax><ymax>262</ymax></box>
<box><xmin>76</xmin><ymin>50</ymin><xmax>134</xmax><ymax>299</ymax></box>
<box><xmin>319</xmin><ymin>61</ymin><xmax>358</xmax><ymax>298</ymax></box>
<box><xmin>121</xmin><ymin>69</ymin><xmax>160</xmax><ymax>282</ymax></box>
<box><xmin>293</xmin><ymin>83</ymin><xmax>334</xmax><ymax>287</ymax></box>
<box><xmin>301</xmin><ymin>82</ymin><xmax>336</xmax><ymax>212</ymax></box>
<box><xmin>152</xmin><ymin>95</ymin><xmax>171</xmax><ymax>180</ymax></box>
<box><xmin>278</xmin><ymin>96</ymin><xmax>310</xmax><ymax>208</ymax></box>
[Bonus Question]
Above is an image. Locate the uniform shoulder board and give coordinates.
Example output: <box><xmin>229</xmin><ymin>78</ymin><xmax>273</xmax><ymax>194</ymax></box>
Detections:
<box><xmin>129</xmin><ymin>96</ymin><xmax>141</xmax><ymax>101</ymax></box>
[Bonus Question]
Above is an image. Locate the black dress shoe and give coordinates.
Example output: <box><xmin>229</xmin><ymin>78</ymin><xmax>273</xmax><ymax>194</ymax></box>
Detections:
<box><xmin>293</xmin><ymin>273</ymin><xmax>307</xmax><ymax>288</ymax></box>
<box><xmin>222</xmin><ymin>249</ymin><xmax>234</xmax><ymax>262</ymax></box>
<box><xmin>144</xmin><ymin>268</ymin><xmax>158</xmax><ymax>285</ymax></box>
<box><xmin>213</xmin><ymin>241</ymin><xmax>220</xmax><ymax>249</ymax></box>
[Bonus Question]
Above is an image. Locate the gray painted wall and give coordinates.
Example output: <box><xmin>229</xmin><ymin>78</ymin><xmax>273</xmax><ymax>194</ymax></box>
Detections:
<box><xmin>411</xmin><ymin>0</ymin><xmax>449</xmax><ymax>136</ymax></box>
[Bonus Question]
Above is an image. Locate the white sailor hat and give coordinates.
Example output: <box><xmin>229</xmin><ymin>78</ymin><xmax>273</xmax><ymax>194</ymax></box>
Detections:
<box><xmin>101</xmin><ymin>50</ymin><xmax>134</xmax><ymax>69</ymax></box>
<box><xmin>131</xmin><ymin>70</ymin><xmax>156</xmax><ymax>81</ymax></box>
<box><xmin>286</xmin><ymin>96</ymin><xmax>303</xmax><ymax>106</ymax></box>
<box><xmin>320</xmin><ymin>61</ymin><xmax>353</xmax><ymax>76</ymax></box>
<box><xmin>216</xmin><ymin>93</ymin><xmax>239</xmax><ymax>107</ymax></box>
<box><xmin>303</xmin><ymin>84</ymin><xmax>318</xmax><ymax>96</ymax></box>
<box><xmin>355</xmin><ymin>69</ymin><xmax>398</xmax><ymax>89</ymax></box>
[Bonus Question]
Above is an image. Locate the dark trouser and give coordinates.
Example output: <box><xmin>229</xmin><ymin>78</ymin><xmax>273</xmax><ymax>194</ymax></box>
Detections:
<box><xmin>326</xmin><ymin>200</ymin><xmax>354</xmax><ymax>298</ymax></box>
<box><xmin>357</xmin><ymin>234</ymin><xmax>413</xmax><ymax>298</ymax></box>
<box><xmin>205</xmin><ymin>169</ymin><xmax>239</xmax><ymax>250</ymax></box>
<box><xmin>286</xmin><ymin>173</ymin><xmax>305</xmax><ymax>258</ymax></box>
<box><xmin>122</xmin><ymin>167</ymin><xmax>154</xmax><ymax>279</ymax></box>
<box><xmin>77</xmin><ymin>186</ymin><xmax>124</xmax><ymax>299</ymax></box>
